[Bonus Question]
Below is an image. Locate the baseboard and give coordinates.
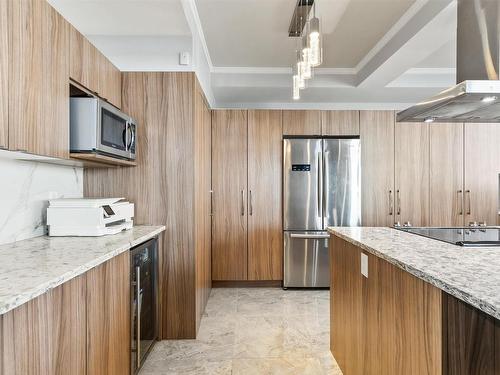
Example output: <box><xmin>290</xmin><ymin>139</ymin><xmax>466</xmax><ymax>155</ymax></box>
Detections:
<box><xmin>212</xmin><ymin>280</ymin><xmax>283</xmax><ymax>288</ymax></box>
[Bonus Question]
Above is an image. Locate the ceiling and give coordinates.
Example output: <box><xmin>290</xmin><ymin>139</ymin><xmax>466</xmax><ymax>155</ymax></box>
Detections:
<box><xmin>50</xmin><ymin>0</ymin><xmax>458</xmax><ymax>109</ymax></box>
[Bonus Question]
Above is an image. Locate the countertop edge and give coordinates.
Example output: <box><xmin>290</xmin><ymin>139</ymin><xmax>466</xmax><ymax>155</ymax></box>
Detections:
<box><xmin>328</xmin><ymin>228</ymin><xmax>500</xmax><ymax>321</ymax></box>
<box><xmin>0</xmin><ymin>225</ymin><xmax>166</xmax><ymax>316</ymax></box>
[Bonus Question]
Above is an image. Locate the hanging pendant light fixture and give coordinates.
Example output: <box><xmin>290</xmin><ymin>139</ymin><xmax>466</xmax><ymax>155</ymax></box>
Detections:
<box><xmin>308</xmin><ymin>3</ymin><xmax>322</xmax><ymax>67</ymax></box>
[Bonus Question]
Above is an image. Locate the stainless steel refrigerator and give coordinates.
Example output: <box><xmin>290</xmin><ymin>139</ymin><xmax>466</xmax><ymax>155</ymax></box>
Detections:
<box><xmin>283</xmin><ymin>137</ymin><xmax>361</xmax><ymax>288</ymax></box>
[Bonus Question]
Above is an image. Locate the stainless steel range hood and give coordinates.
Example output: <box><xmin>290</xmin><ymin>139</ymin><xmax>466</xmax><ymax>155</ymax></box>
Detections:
<box><xmin>397</xmin><ymin>0</ymin><xmax>500</xmax><ymax>123</ymax></box>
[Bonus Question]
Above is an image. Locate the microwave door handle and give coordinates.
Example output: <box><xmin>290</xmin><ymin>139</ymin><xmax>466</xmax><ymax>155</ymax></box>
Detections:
<box><xmin>123</xmin><ymin>125</ymin><xmax>128</xmax><ymax>150</ymax></box>
<box><xmin>128</xmin><ymin>123</ymin><xmax>135</xmax><ymax>150</ymax></box>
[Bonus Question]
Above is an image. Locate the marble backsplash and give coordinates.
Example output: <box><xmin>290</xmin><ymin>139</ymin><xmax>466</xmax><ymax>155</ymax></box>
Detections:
<box><xmin>0</xmin><ymin>158</ymin><xmax>83</xmax><ymax>245</ymax></box>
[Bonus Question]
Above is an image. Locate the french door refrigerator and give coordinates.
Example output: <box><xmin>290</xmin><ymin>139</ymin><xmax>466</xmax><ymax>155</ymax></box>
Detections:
<box><xmin>283</xmin><ymin>137</ymin><xmax>361</xmax><ymax>288</ymax></box>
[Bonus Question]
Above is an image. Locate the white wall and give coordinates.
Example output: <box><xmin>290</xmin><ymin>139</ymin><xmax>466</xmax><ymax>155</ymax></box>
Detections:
<box><xmin>0</xmin><ymin>158</ymin><xmax>83</xmax><ymax>245</ymax></box>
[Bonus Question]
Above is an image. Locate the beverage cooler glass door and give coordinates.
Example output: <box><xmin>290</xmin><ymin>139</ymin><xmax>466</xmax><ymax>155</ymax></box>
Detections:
<box><xmin>283</xmin><ymin>138</ymin><xmax>323</xmax><ymax>231</ymax></box>
<box><xmin>131</xmin><ymin>238</ymin><xmax>158</xmax><ymax>374</ymax></box>
<box><xmin>323</xmin><ymin>138</ymin><xmax>361</xmax><ymax>228</ymax></box>
<box><xmin>284</xmin><ymin>232</ymin><xmax>330</xmax><ymax>288</ymax></box>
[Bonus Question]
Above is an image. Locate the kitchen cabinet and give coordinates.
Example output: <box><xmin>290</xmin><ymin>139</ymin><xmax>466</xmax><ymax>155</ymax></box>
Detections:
<box><xmin>330</xmin><ymin>235</ymin><xmax>443</xmax><ymax>375</ymax></box>
<box><xmin>194</xmin><ymin>81</ymin><xmax>212</xmax><ymax>329</ymax></box>
<box><xmin>430</xmin><ymin>123</ymin><xmax>465</xmax><ymax>227</ymax></box>
<box><xmin>97</xmin><ymin>50</ymin><xmax>122</xmax><ymax>109</ymax></box>
<box><xmin>360</xmin><ymin>110</ymin><xmax>395</xmax><ymax>226</ymax></box>
<box><xmin>247</xmin><ymin>110</ymin><xmax>283</xmax><ymax>281</ymax></box>
<box><xmin>0</xmin><ymin>275</ymin><xmax>87</xmax><ymax>375</ymax></box>
<box><xmin>86</xmin><ymin>251</ymin><xmax>130</xmax><ymax>375</ymax></box>
<box><xmin>0</xmin><ymin>0</ymin><xmax>7</xmax><ymax>149</ymax></box>
<box><xmin>464</xmin><ymin>123</ymin><xmax>500</xmax><ymax>226</ymax></box>
<box><xmin>85</xmin><ymin>73</ymin><xmax>212</xmax><ymax>339</ymax></box>
<box><xmin>395</xmin><ymin>122</ymin><xmax>430</xmax><ymax>226</ymax></box>
<box><xmin>212</xmin><ymin>109</ymin><xmax>248</xmax><ymax>281</ymax></box>
<box><xmin>69</xmin><ymin>24</ymin><xmax>99</xmax><ymax>95</ymax></box>
<box><xmin>8</xmin><ymin>0</ymin><xmax>70</xmax><ymax>159</ymax></box>
<box><xmin>321</xmin><ymin>110</ymin><xmax>360</xmax><ymax>136</ymax></box>
<box><xmin>282</xmin><ymin>110</ymin><xmax>321</xmax><ymax>136</ymax></box>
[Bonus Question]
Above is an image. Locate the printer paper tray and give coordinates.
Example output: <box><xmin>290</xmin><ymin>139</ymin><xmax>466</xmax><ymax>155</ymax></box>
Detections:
<box><xmin>49</xmin><ymin>220</ymin><xmax>133</xmax><ymax>237</ymax></box>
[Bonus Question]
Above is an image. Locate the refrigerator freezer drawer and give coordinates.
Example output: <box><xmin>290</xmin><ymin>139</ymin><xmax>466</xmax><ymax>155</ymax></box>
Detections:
<box><xmin>284</xmin><ymin>231</ymin><xmax>330</xmax><ymax>288</ymax></box>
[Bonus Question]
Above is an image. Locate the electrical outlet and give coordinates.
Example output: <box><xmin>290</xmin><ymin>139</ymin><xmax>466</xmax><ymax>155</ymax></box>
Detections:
<box><xmin>361</xmin><ymin>253</ymin><xmax>368</xmax><ymax>278</ymax></box>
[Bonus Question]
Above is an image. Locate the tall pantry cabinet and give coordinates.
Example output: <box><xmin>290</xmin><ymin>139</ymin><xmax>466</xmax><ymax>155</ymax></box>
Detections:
<box><xmin>211</xmin><ymin>109</ymin><xmax>283</xmax><ymax>282</ymax></box>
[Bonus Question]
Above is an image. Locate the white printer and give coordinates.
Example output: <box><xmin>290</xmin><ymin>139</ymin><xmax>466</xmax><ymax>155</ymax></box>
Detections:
<box><xmin>47</xmin><ymin>198</ymin><xmax>134</xmax><ymax>236</ymax></box>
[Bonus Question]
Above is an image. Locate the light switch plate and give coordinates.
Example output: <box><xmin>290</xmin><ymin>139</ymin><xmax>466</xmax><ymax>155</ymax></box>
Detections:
<box><xmin>361</xmin><ymin>253</ymin><xmax>368</xmax><ymax>278</ymax></box>
<box><xmin>179</xmin><ymin>51</ymin><xmax>191</xmax><ymax>65</ymax></box>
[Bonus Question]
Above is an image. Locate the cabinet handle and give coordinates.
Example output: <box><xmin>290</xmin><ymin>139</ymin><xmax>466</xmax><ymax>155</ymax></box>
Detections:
<box><xmin>396</xmin><ymin>189</ymin><xmax>401</xmax><ymax>215</ymax></box>
<box><xmin>457</xmin><ymin>190</ymin><xmax>463</xmax><ymax>215</ymax></box>
<box><xmin>135</xmin><ymin>265</ymin><xmax>141</xmax><ymax>367</ymax></box>
<box><xmin>317</xmin><ymin>152</ymin><xmax>322</xmax><ymax>218</ymax></box>
<box><xmin>210</xmin><ymin>190</ymin><xmax>214</xmax><ymax>216</ymax></box>
<box><xmin>389</xmin><ymin>190</ymin><xmax>393</xmax><ymax>216</ymax></box>
<box><xmin>466</xmin><ymin>190</ymin><xmax>471</xmax><ymax>215</ymax></box>
<box><xmin>249</xmin><ymin>190</ymin><xmax>253</xmax><ymax>216</ymax></box>
<box><xmin>241</xmin><ymin>190</ymin><xmax>245</xmax><ymax>216</ymax></box>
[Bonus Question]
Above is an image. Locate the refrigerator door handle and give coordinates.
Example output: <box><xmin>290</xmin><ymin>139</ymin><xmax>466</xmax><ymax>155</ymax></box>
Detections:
<box><xmin>317</xmin><ymin>152</ymin><xmax>323</xmax><ymax>220</ymax></box>
<box><xmin>290</xmin><ymin>233</ymin><xmax>330</xmax><ymax>239</ymax></box>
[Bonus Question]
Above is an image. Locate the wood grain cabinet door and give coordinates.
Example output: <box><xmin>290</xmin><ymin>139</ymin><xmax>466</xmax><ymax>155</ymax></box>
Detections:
<box><xmin>247</xmin><ymin>110</ymin><xmax>282</xmax><ymax>281</ymax></box>
<box><xmin>86</xmin><ymin>252</ymin><xmax>130</xmax><ymax>375</ymax></box>
<box><xmin>8</xmin><ymin>0</ymin><xmax>69</xmax><ymax>159</ymax></box>
<box><xmin>464</xmin><ymin>123</ymin><xmax>500</xmax><ymax>226</ymax></box>
<box><xmin>395</xmin><ymin>122</ymin><xmax>430</xmax><ymax>227</ymax></box>
<box><xmin>360</xmin><ymin>111</ymin><xmax>395</xmax><ymax>226</ymax></box>
<box><xmin>321</xmin><ymin>110</ymin><xmax>360</xmax><ymax>136</ymax></box>
<box><xmin>0</xmin><ymin>0</ymin><xmax>7</xmax><ymax>149</ymax></box>
<box><xmin>429</xmin><ymin>123</ymin><xmax>465</xmax><ymax>227</ymax></box>
<box><xmin>69</xmin><ymin>25</ymin><xmax>99</xmax><ymax>94</ymax></box>
<box><xmin>211</xmin><ymin>110</ymin><xmax>248</xmax><ymax>281</ymax></box>
<box><xmin>0</xmin><ymin>275</ymin><xmax>87</xmax><ymax>375</ymax></box>
<box><xmin>282</xmin><ymin>110</ymin><xmax>321</xmax><ymax>136</ymax></box>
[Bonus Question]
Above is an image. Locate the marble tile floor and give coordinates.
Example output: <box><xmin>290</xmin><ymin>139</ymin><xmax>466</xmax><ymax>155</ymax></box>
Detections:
<box><xmin>139</xmin><ymin>287</ymin><xmax>343</xmax><ymax>375</ymax></box>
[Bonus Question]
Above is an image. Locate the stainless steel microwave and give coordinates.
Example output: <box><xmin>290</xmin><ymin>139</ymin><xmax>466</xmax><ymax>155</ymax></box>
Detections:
<box><xmin>70</xmin><ymin>98</ymin><xmax>136</xmax><ymax>160</ymax></box>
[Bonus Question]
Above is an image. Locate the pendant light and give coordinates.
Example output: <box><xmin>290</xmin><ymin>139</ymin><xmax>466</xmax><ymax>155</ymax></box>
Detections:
<box><xmin>308</xmin><ymin>3</ymin><xmax>322</xmax><ymax>67</ymax></box>
<box><xmin>301</xmin><ymin>32</ymin><xmax>312</xmax><ymax>79</ymax></box>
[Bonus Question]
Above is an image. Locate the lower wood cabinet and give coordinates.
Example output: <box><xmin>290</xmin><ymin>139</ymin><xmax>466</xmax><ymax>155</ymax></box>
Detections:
<box><xmin>0</xmin><ymin>253</ymin><xmax>130</xmax><ymax>375</ymax></box>
<box><xmin>86</xmin><ymin>251</ymin><xmax>130</xmax><ymax>375</ymax></box>
<box><xmin>0</xmin><ymin>0</ymin><xmax>7</xmax><ymax>149</ymax></box>
<box><xmin>0</xmin><ymin>275</ymin><xmax>87</xmax><ymax>375</ymax></box>
<box><xmin>330</xmin><ymin>234</ymin><xmax>500</xmax><ymax>375</ymax></box>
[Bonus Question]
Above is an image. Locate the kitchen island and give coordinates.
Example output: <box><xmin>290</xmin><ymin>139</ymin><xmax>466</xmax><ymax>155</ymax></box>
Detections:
<box><xmin>328</xmin><ymin>226</ymin><xmax>500</xmax><ymax>375</ymax></box>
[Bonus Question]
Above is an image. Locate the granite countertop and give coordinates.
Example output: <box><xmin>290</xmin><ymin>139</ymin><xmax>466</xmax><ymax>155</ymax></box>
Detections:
<box><xmin>328</xmin><ymin>226</ymin><xmax>500</xmax><ymax>320</ymax></box>
<box><xmin>0</xmin><ymin>225</ymin><xmax>165</xmax><ymax>315</ymax></box>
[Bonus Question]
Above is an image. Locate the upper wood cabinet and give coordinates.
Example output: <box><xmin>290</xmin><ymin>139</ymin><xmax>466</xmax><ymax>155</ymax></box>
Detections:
<box><xmin>395</xmin><ymin>122</ymin><xmax>430</xmax><ymax>227</ymax></box>
<box><xmin>430</xmin><ymin>123</ymin><xmax>465</xmax><ymax>227</ymax></box>
<box><xmin>70</xmin><ymin>26</ymin><xmax>121</xmax><ymax>108</ymax></box>
<box><xmin>0</xmin><ymin>0</ymin><xmax>7</xmax><ymax>149</ymax></box>
<box><xmin>360</xmin><ymin>111</ymin><xmax>395</xmax><ymax>226</ymax></box>
<box><xmin>321</xmin><ymin>110</ymin><xmax>360</xmax><ymax>136</ymax></box>
<box><xmin>86</xmin><ymin>252</ymin><xmax>130</xmax><ymax>375</ymax></box>
<box><xmin>247</xmin><ymin>110</ymin><xmax>283</xmax><ymax>281</ymax></box>
<box><xmin>8</xmin><ymin>0</ymin><xmax>70</xmax><ymax>158</ymax></box>
<box><xmin>0</xmin><ymin>274</ymin><xmax>87</xmax><ymax>375</ymax></box>
<box><xmin>465</xmin><ymin>123</ymin><xmax>500</xmax><ymax>226</ymax></box>
<box><xmin>69</xmin><ymin>24</ymin><xmax>99</xmax><ymax>94</ymax></box>
<box><xmin>212</xmin><ymin>110</ymin><xmax>248</xmax><ymax>281</ymax></box>
<box><xmin>282</xmin><ymin>110</ymin><xmax>321</xmax><ymax>136</ymax></box>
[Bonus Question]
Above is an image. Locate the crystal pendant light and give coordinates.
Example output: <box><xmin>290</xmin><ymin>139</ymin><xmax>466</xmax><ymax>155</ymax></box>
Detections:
<box><xmin>301</xmin><ymin>31</ymin><xmax>312</xmax><ymax>79</ymax></box>
<box><xmin>296</xmin><ymin>50</ymin><xmax>306</xmax><ymax>89</ymax></box>
<box><xmin>308</xmin><ymin>4</ymin><xmax>322</xmax><ymax>67</ymax></box>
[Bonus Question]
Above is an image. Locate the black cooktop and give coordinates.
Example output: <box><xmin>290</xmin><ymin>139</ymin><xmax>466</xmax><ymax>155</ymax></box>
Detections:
<box><xmin>395</xmin><ymin>227</ymin><xmax>500</xmax><ymax>247</ymax></box>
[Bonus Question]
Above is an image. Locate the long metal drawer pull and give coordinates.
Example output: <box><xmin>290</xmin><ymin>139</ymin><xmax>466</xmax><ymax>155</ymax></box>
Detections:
<box><xmin>457</xmin><ymin>190</ymin><xmax>463</xmax><ymax>215</ymax></box>
<box><xmin>136</xmin><ymin>265</ymin><xmax>141</xmax><ymax>366</ymax></box>
<box><xmin>389</xmin><ymin>190</ymin><xmax>393</xmax><ymax>216</ymax></box>
<box><xmin>466</xmin><ymin>189</ymin><xmax>471</xmax><ymax>215</ymax></box>
<box><xmin>210</xmin><ymin>190</ymin><xmax>214</xmax><ymax>216</ymax></box>
<box><xmin>290</xmin><ymin>234</ymin><xmax>330</xmax><ymax>239</ymax></box>
<box><xmin>396</xmin><ymin>189</ymin><xmax>401</xmax><ymax>215</ymax></box>
<box><xmin>241</xmin><ymin>190</ymin><xmax>245</xmax><ymax>216</ymax></box>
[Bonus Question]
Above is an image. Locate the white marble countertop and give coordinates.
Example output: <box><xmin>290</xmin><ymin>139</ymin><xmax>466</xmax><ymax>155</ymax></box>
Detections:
<box><xmin>328</xmin><ymin>227</ymin><xmax>500</xmax><ymax>320</ymax></box>
<box><xmin>0</xmin><ymin>225</ymin><xmax>165</xmax><ymax>315</ymax></box>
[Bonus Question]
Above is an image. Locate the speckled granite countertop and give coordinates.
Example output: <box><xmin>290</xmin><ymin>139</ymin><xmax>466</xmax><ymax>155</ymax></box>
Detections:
<box><xmin>328</xmin><ymin>227</ymin><xmax>500</xmax><ymax>320</ymax></box>
<box><xmin>0</xmin><ymin>225</ymin><xmax>165</xmax><ymax>315</ymax></box>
